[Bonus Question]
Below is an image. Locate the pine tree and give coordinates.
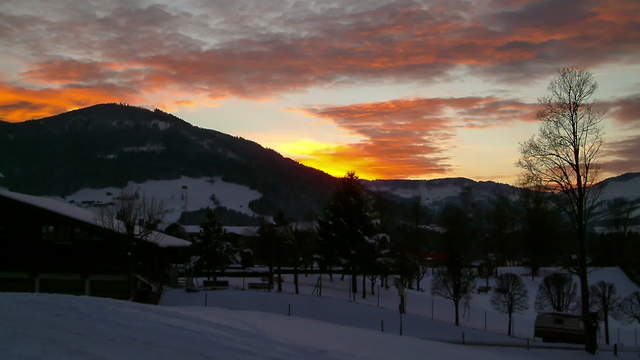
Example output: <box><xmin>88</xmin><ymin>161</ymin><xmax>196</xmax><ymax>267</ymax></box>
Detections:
<box><xmin>195</xmin><ymin>208</ymin><xmax>236</xmax><ymax>281</ymax></box>
<box><xmin>317</xmin><ymin>172</ymin><xmax>375</xmax><ymax>296</ymax></box>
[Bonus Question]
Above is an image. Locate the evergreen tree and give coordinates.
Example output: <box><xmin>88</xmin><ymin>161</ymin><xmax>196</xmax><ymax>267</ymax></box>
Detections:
<box><xmin>195</xmin><ymin>208</ymin><xmax>236</xmax><ymax>280</ymax></box>
<box><xmin>317</xmin><ymin>172</ymin><xmax>375</xmax><ymax>296</ymax></box>
<box><xmin>258</xmin><ymin>218</ymin><xmax>278</xmax><ymax>289</ymax></box>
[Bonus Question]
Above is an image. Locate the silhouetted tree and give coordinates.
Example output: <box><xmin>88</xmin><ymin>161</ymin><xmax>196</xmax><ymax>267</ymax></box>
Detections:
<box><xmin>280</xmin><ymin>221</ymin><xmax>316</xmax><ymax>295</ymax></box>
<box><xmin>194</xmin><ymin>208</ymin><xmax>236</xmax><ymax>280</ymax></box>
<box><xmin>100</xmin><ymin>189</ymin><xmax>167</xmax><ymax>243</ymax></box>
<box><xmin>590</xmin><ymin>281</ymin><xmax>618</xmax><ymax>345</ymax></box>
<box><xmin>431</xmin><ymin>265</ymin><xmax>475</xmax><ymax>326</ymax></box>
<box><xmin>491</xmin><ymin>273</ymin><xmax>529</xmax><ymax>336</ymax></box>
<box><xmin>616</xmin><ymin>291</ymin><xmax>640</xmax><ymax>325</ymax></box>
<box><xmin>432</xmin><ymin>202</ymin><xmax>476</xmax><ymax>326</ymax></box>
<box><xmin>535</xmin><ymin>273</ymin><xmax>578</xmax><ymax>313</ymax></box>
<box><xmin>317</xmin><ymin>172</ymin><xmax>375</xmax><ymax>297</ymax></box>
<box><xmin>517</xmin><ymin>185</ymin><xmax>567</xmax><ymax>279</ymax></box>
<box><xmin>486</xmin><ymin>191</ymin><xmax>516</xmax><ymax>265</ymax></box>
<box><xmin>518</xmin><ymin>66</ymin><xmax>604</xmax><ymax>353</ymax></box>
<box><xmin>99</xmin><ymin>189</ymin><xmax>167</xmax><ymax>297</ymax></box>
<box><xmin>605</xmin><ymin>198</ymin><xmax>639</xmax><ymax>235</ymax></box>
<box><xmin>273</xmin><ymin>210</ymin><xmax>289</xmax><ymax>292</ymax></box>
<box><xmin>258</xmin><ymin>219</ymin><xmax>278</xmax><ymax>289</ymax></box>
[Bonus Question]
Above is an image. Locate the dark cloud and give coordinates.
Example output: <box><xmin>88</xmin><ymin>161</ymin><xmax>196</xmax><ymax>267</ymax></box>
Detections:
<box><xmin>601</xmin><ymin>94</ymin><xmax>640</xmax><ymax>124</ymax></box>
<box><xmin>601</xmin><ymin>135</ymin><xmax>640</xmax><ymax>174</ymax></box>
<box><xmin>0</xmin><ymin>0</ymin><xmax>639</xmax><ymax>119</ymax></box>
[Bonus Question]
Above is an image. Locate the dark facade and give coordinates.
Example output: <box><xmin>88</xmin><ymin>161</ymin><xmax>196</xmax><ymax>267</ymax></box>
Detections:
<box><xmin>0</xmin><ymin>191</ymin><xmax>188</xmax><ymax>301</ymax></box>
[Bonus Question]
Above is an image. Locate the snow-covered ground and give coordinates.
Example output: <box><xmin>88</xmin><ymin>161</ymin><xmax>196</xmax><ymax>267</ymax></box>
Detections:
<box><xmin>1</xmin><ymin>293</ymin><xmax>637</xmax><ymax>360</ymax></box>
<box><xmin>58</xmin><ymin>176</ymin><xmax>262</xmax><ymax>224</ymax></box>
<box><xmin>162</xmin><ymin>267</ymin><xmax>640</xmax><ymax>347</ymax></box>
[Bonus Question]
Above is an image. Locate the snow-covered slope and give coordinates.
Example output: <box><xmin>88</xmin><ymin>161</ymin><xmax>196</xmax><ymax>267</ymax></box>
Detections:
<box><xmin>367</xmin><ymin>178</ymin><xmax>518</xmax><ymax>209</ymax></box>
<box><xmin>58</xmin><ymin>176</ymin><xmax>262</xmax><ymax>225</ymax></box>
<box><xmin>1</xmin><ymin>293</ymin><xmax>632</xmax><ymax>360</ymax></box>
<box><xmin>597</xmin><ymin>173</ymin><xmax>640</xmax><ymax>202</ymax></box>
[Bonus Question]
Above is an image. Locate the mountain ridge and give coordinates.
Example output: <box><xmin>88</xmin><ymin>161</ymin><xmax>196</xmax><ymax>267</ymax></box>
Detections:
<box><xmin>0</xmin><ymin>103</ymin><xmax>337</xmax><ymax>220</ymax></box>
<box><xmin>1</xmin><ymin>103</ymin><xmax>636</xmax><ymax>224</ymax></box>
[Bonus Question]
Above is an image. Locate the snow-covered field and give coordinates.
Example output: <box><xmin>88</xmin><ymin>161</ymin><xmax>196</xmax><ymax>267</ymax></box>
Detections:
<box><xmin>1</xmin><ymin>293</ymin><xmax>637</xmax><ymax>360</ymax></box>
<box><xmin>58</xmin><ymin>176</ymin><xmax>262</xmax><ymax>224</ymax></box>
<box><xmin>162</xmin><ymin>267</ymin><xmax>640</xmax><ymax>347</ymax></box>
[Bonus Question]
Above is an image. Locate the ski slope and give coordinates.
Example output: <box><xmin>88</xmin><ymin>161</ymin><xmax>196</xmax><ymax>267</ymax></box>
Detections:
<box><xmin>58</xmin><ymin>176</ymin><xmax>262</xmax><ymax>224</ymax></box>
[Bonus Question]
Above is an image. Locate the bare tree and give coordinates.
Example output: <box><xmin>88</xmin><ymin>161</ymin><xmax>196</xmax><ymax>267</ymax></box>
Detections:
<box><xmin>518</xmin><ymin>66</ymin><xmax>604</xmax><ymax>354</ymax></box>
<box><xmin>590</xmin><ymin>281</ymin><xmax>618</xmax><ymax>345</ymax></box>
<box><xmin>605</xmin><ymin>198</ymin><xmax>639</xmax><ymax>235</ymax></box>
<box><xmin>535</xmin><ymin>272</ymin><xmax>578</xmax><ymax>313</ymax></box>
<box><xmin>100</xmin><ymin>189</ymin><xmax>167</xmax><ymax>242</ymax></box>
<box><xmin>431</xmin><ymin>265</ymin><xmax>476</xmax><ymax>326</ymax></box>
<box><xmin>616</xmin><ymin>291</ymin><xmax>640</xmax><ymax>325</ymax></box>
<box><xmin>491</xmin><ymin>273</ymin><xmax>529</xmax><ymax>336</ymax></box>
<box><xmin>99</xmin><ymin>189</ymin><xmax>167</xmax><ymax>298</ymax></box>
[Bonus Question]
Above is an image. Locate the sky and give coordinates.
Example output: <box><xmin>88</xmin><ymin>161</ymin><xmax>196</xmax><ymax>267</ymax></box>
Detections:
<box><xmin>0</xmin><ymin>0</ymin><xmax>638</xmax><ymax>183</ymax></box>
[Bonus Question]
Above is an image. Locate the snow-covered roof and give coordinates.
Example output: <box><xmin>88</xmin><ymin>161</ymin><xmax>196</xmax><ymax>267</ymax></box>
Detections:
<box><xmin>183</xmin><ymin>225</ymin><xmax>259</xmax><ymax>237</ymax></box>
<box><xmin>225</xmin><ymin>226</ymin><xmax>259</xmax><ymax>237</ymax></box>
<box><xmin>183</xmin><ymin>225</ymin><xmax>201</xmax><ymax>234</ymax></box>
<box><xmin>0</xmin><ymin>190</ymin><xmax>190</xmax><ymax>248</ymax></box>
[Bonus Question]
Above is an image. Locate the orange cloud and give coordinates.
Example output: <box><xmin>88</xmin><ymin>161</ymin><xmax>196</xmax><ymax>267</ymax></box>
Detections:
<box><xmin>0</xmin><ymin>83</ymin><xmax>139</xmax><ymax>122</ymax></box>
<box><xmin>297</xmin><ymin>96</ymin><xmax>536</xmax><ymax>179</ymax></box>
<box><xmin>0</xmin><ymin>0</ymin><xmax>637</xmax><ymax>117</ymax></box>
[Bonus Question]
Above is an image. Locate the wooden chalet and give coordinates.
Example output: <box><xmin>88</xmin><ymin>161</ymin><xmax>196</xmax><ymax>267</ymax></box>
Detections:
<box><xmin>0</xmin><ymin>190</ymin><xmax>190</xmax><ymax>302</ymax></box>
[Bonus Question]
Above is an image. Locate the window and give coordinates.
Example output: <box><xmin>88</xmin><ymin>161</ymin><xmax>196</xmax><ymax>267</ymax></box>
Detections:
<box><xmin>42</xmin><ymin>225</ymin><xmax>73</xmax><ymax>245</ymax></box>
<box><xmin>73</xmin><ymin>227</ymin><xmax>89</xmax><ymax>242</ymax></box>
<box><xmin>55</xmin><ymin>226</ymin><xmax>73</xmax><ymax>245</ymax></box>
<box><xmin>42</xmin><ymin>225</ymin><xmax>55</xmax><ymax>241</ymax></box>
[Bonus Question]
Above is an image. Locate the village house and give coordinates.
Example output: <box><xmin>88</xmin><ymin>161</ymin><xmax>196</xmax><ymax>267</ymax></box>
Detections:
<box><xmin>0</xmin><ymin>190</ymin><xmax>190</xmax><ymax>302</ymax></box>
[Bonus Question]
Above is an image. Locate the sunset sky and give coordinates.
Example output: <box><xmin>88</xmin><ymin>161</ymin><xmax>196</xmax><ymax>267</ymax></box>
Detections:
<box><xmin>0</xmin><ymin>0</ymin><xmax>638</xmax><ymax>182</ymax></box>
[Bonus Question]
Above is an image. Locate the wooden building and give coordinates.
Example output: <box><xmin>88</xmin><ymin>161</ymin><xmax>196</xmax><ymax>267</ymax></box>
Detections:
<box><xmin>0</xmin><ymin>190</ymin><xmax>190</xmax><ymax>302</ymax></box>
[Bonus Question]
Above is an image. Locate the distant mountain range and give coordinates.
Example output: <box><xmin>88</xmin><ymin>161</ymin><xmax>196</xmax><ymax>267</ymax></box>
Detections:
<box><xmin>0</xmin><ymin>103</ymin><xmax>637</xmax><ymax>226</ymax></box>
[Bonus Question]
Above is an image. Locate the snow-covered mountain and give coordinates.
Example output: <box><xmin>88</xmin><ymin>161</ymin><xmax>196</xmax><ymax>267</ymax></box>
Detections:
<box><xmin>367</xmin><ymin>178</ymin><xmax>518</xmax><ymax>209</ymax></box>
<box><xmin>596</xmin><ymin>172</ymin><xmax>640</xmax><ymax>202</ymax></box>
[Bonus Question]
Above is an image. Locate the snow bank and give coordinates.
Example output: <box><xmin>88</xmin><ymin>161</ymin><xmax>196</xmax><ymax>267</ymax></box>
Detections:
<box><xmin>1</xmin><ymin>293</ymin><xmax>629</xmax><ymax>360</ymax></box>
